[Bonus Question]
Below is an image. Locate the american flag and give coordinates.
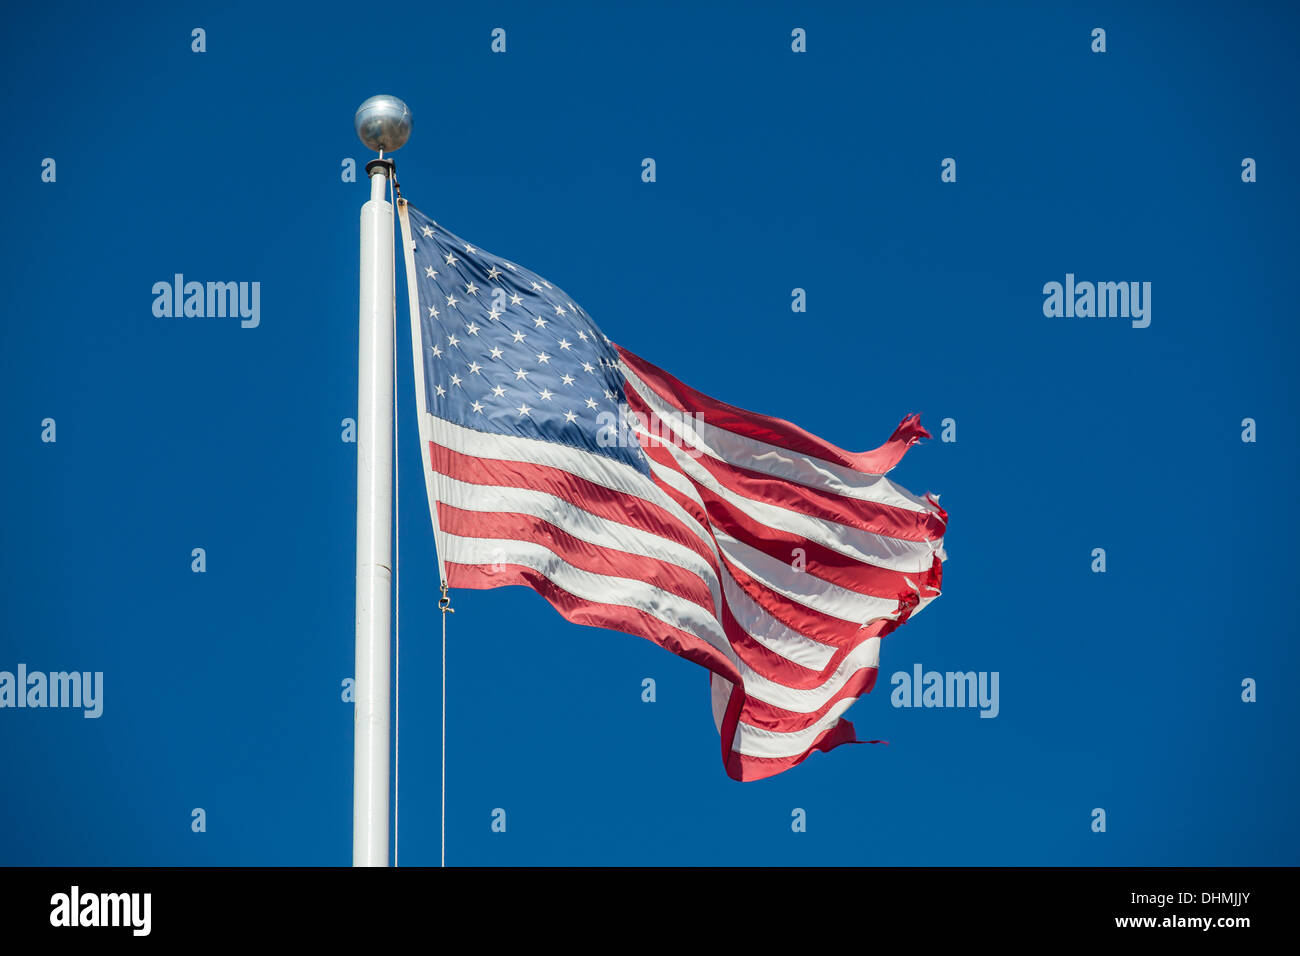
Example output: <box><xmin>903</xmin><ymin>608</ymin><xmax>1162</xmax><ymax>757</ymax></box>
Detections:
<box><xmin>397</xmin><ymin>200</ymin><xmax>947</xmax><ymax>781</ymax></box>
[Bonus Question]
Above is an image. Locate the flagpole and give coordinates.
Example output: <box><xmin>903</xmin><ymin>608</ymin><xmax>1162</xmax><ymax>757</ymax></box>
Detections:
<box><xmin>352</xmin><ymin>95</ymin><xmax>411</xmax><ymax>867</ymax></box>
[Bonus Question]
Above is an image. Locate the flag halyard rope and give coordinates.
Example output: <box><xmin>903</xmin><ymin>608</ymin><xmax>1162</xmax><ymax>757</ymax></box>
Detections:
<box><xmin>394</xmin><ymin>194</ymin><xmax>454</xmax><ymax>867</ymax></box>
<box><xmin>439</xmin><ymin>582</ymin><xmax>452</xmax><ymax>867</ymax></box>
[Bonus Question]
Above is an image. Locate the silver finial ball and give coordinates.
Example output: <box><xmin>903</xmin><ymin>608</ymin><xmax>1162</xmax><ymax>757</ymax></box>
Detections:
<box><xmin>354</xmin><ymin>95</ymin><xmax>412</xmax><ymax>153</ymax></box>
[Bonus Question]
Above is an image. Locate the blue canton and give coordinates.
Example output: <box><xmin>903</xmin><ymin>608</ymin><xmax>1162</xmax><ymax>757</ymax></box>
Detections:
<box><xmin>407</xmin><ymin>204</ymin><xmax>648</xmax><ymax>474</ymax></box>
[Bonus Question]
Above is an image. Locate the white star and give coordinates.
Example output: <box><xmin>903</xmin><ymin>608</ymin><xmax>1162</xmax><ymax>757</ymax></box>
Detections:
<box><xmin>471</xmin><ymin>400</ymin><xmax>484</xmax><ymax>413</ymax></box>
<box><xmin>536</xmin><ymin>352</ymin><xmax>551</xmax><ymax>364</ymax></box>
<box><xmin>604</xmin><ymin>389</ymin><xmax>615</xmax><ymax>400</ymax></box>
<box><xmin>581</xmin><ymin>362</ymin><xmax>595</xmax><ymax>373</ymax></box>
<box><xmin>491</xmin><ymin>385</ymin><xmax>506</xmax><ymax>398</ymax></box>
<box><xmin>421</xmin><ymin>226</ymin><xmax>434</xmax><ymax>238</ymax></box>
<box><xmin>530</xmin><ymin>281</ymin><xmax>542</xmax><ymax>291</ymax></box>
<box><xmin>489</xmin><ymin>346</ymin><xmax>504</xmax><ymax>359</ymax></box>
<box><xmin>464</xmin><ymin>244</ymin><xmax>476</xmax><ymax>254</ymax></box>
<box><xmin>425</xmin><ymin>266</ymin><xmax>436</xmax><ymax>279</ymax></box>
<box><xmin>506</xmin><ymin>263</ymin><xmax>517</xmax><ymax>271</ymax></box>
<box><xmin>465</xmin><ymin>282</ymin><xmax>479</xmax><ymax>296</ymax></box>
<box><xmin>558</xmin><ymin>338</ymin><xmax>572</xmax><ymax>350</ymax></box>
<box><xmin>427</xmin><ymin>304</ymin><xmax>440</xmax><ymax>319</ymax></box>
<box><xmin>446</xmin><ymin>293</ymin><xmax>459</xmax><ymax>308</ymax></box>
<box><xmin>448</xmin><ymin>334</ymin><xmax>460</xmax><ymax>347</ymax></box>
<box><xmin>516</xmin><ymin>402</ymin><xmax>532</xmax><ymax>417</ymax></box>
<box><xmin>585</xmin><ymin>397</ymin><xmax>598</xmax><ymax>410</ymax></box>
<box><xmin>435</xmin><ymin>385</ymin><xmax>446</xmax><ymax>397</ymax></box>
<box><xmin>542</xmin><ymin>280</ymin><xmax>552</xmax><ymax>289</ymax></box>
<box><xmin>539</xmin><ymin>389</ymin><xmax>553</xmax><ymax>401</ymax></box>
<box><xmin>564</xmin><ymin>410</ymin><xmax>578</xmax><ymax>423</ymax></box>
<box><xmin>511</xmin><ymin>330</ymin><xmax>526</xmax><ymax>343</ymax></box>
<box><xmin>487</xmin><ymin>266</ymin><xmax>502</xmax><ymax>280</ymax></box>
<box><xmin>577</xmin><ymin>330</ymin><xmax>589</xmax><ymax>341</ymax></box>
<box><xmin>487</xmin><ymin>308</ymin><xmax>503</xmax><ymax>321</ymax></box>
<box><xmin>514</xmin><ymin>368</ymin><xmax>529</xmax><ymax>381</ymax></box>
<box><xmin>444</xmin><ymin>251</ymin><xmax>459</xmax><ymax>266</ymax></box>
<box><xmin>533</xmin><ymin>316</ymin><xmax>548</xmax><ymax>329</ymax></box>
<box><xmin>450</xmin><ymin>374</ymin><xmax>463</xmax><ymax>387</ymax></box>
<box><xmin>509</xmin><ymin>292</ymin><xmax>523</xmax><ymax>306</ymax></box>
<box><xmin>431</xmin><ymin>345</ymin><xmax>443</xmax><ymax>358</ymax></box>
<box><xmin>560</xmin><ymin>373</ymin><xmax>575</xmax><ymax>386</ymax></box>
<box><xmin>465</xmin><ymin>322</ymin><xmax>480</xmax><ymax>335</ymax></box>
<box><xmin>553</xmin><ymin>304</ymin><xmax>566</xmax><ymax>315</ymax></box>
<box><xmin>467</xmin><ymin>361</ymin><xmax>482</xmax><ymax>375</ymax></box>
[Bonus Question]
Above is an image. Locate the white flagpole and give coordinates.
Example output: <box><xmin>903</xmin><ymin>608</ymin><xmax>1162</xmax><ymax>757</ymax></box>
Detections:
<box><xmin>352</xmin><ymin>95</ymin><xmax>411</xmax><ymax>867</ymax></box>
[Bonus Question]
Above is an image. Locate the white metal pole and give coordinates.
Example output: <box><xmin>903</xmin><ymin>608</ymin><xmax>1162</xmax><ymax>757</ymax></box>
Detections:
<box><xmin>354</xmin><ymin>158</ymin><xmax>395</xmax><ymax>867</ymax></box>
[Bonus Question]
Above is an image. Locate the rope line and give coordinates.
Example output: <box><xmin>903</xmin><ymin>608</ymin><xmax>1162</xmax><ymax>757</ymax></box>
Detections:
<box><xmin>439</xmin><ymin>583</ymin><xmax>452</xmax><ymax>867</ymax></box>
<box><xmin>393</xmin><ymin>189</ymin><xmax>453</xmax><ymax>868</ymax></box>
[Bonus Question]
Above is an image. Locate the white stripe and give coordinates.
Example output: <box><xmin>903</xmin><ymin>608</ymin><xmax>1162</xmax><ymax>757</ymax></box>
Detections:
<box><xmin>448</xmin><ymin>503</ymin><xmax>843</xmax><ymax>674</ymax></box>
<box><xmin>731</xmin><ymin>698</ymin><xmax>858</xmax><ymax>759</ymax></box>
<box><xmin>630</xmin><ymin>448</ymin><xmax>879</xmax><ymax>666</ymax></box>
<box><xmin>714</xmin><ymin>529</ymin><xmax>900</xmax><ymax>625</ymax></box>
<box><xmin>714</xmin><ymin>641</ymin><xmax>881</xmax><ymax>735</ymax></box>
<box><xmin>644</xmin><ymin>443</ymin><xmax>942</xmax><ymax>573</ymax></box>
<box><xmin>737</xmin><ymin>638</ymin><xmax>879</xmax><ymax>714</ymax></box>
<box><xmin>718</xmin><ymin>567</ymin><xmax>838</xmax><ymax>671</ymax></box>
<box><xmin>711</xmin><ymin>673</ymin><xmax>733</xmax><ymax>734</ymax></box>
<box><xmin>442</xmin><ymin>532</ymin><xmax>737</xmax><ymax>666</ymax></box>
<box><xmin>425</xmin><ymin>412</ymin><xmax>721</xmax><ymax>560</ymax></box>
<box><xmin>622</xmin><ymin>361</ymin><xmax>942</xmax><ymax>515</ymax></box>
<box><xmin>399</xmin><ymin>204</ymin><xmax>449</xmax><ymax>582</ymax></box>
<box><xmin>637</xmin><ymin>439</ymin><xmax>937</xmax><ymax>657</ymax></box>
<box><xmin>437</xmin><ymin>473</ymin><xmax>721</xmax><ymax>614</ymax></box>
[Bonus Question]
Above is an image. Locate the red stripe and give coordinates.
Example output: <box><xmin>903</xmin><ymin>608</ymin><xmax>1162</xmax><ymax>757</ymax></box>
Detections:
<box><xmin>430</xmin><ymin>441</ymin><xmax>717</xmax><ymax>571</ymax></box>
<box><xmin>644</xmin><ymin>468</ymin><xmax>928</xmax><ymax>651</ymax></box>
<box><xmin>716</xmin><ymin>677</ymin><xmax>744</xmax><ymax>778</ymax></box>
<box><xmin>437</xmin><ymin>504</ymin><xmax>717</xmax><ymax>615</ymax></box>
<box><xmin>447</xmin><ymin>563</ymin><xmax>738</xmax><ymax>682</ymax></box>
<box><xmin>737</xmin><ymin>666</ymin><xmax>879</xmax><ymax>734</ymax></box>
<box><xmin>691</xmin><ymin>478</ymin><xmax>945</xmax><ymax>601</ymax></box>
<box><xmin>439</xmin><ymin>501</ymin><xmax>858</xmax><ymax>689</ymax></box>
<box><xmin>644</xmin><ymin>441</ymin><xmax>944</xmax><ymax>600</ymax></box>
<box><xmin>624</xmin><ymin>388</ymin><xmax>946</xmax><ymax>542</ymax></box>
<box><xmin>618</xmin><ymin>345</ymin><xmax>930</xmax><ymax>476</ymax></box>
<box><xmin>726</xmin><ymin>717</ymin><xmax>865</xmax><ymax>782</ymax></box>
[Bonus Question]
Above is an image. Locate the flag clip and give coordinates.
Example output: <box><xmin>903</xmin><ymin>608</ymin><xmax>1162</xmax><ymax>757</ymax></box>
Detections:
<box><xmin>438</xmin><ymin>582</ymin><xmax>453</xmax><ymax>614</ymax></box>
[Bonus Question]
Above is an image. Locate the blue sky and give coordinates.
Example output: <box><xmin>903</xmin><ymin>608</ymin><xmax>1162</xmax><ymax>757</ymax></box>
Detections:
<box><xmin>1</xmin><ymin>0</ymin><xmax>1297</xmax><ymax>866</ymax></box>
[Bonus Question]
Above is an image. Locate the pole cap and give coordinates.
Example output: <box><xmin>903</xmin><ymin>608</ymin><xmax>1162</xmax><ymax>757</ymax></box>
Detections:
<box><xmin>354</xmin><ymin>95</ymin><xmax>412</xmax><ymax>153</ymax></box>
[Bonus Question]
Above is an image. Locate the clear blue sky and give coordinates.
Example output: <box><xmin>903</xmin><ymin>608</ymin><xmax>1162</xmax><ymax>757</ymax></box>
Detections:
<box><xmin>2</xmin><ymin>0</ymin><xmax>1296</xmax><ymax>866</ymax></box>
